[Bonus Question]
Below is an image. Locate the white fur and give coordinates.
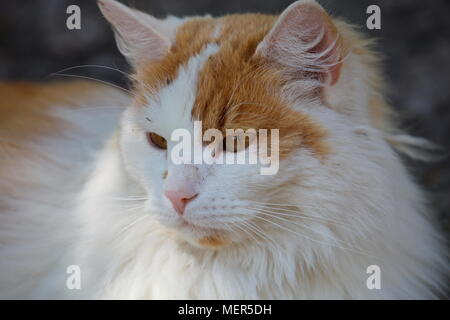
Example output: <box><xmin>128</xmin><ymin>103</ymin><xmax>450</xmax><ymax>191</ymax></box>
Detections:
<box><xmin>0</xmin><ymin>12</ymin><xmax>447</xmax><ymax>299</ymax></box>
<box><xmin>0</xmin><ymin>89</ymin><xmax>127</xmax><ymax>298</ymax></box>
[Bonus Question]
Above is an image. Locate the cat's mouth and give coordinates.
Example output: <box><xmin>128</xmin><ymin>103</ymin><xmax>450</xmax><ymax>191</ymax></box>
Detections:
<box><xmin>177</xmin><ymin>219</ymin><xmax>228</xmax><ymax>248</ymax></box>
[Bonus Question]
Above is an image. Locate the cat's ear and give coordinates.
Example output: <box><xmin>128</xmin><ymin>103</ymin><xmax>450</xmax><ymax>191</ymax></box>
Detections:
<box><xmin>256</xmin><ymin>0</ymin><xmax>343</xmax><ymax>85</ymax></box>
<box><xmin>98</xmin><ymin>0</ymin><xmax>172</xmax><ymax>66</ymax></box>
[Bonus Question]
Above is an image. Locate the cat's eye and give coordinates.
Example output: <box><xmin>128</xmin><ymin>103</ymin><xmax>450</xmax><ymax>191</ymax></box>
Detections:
<box><xmin>146</xmin><ymin>132</ymin><xmax>167</xmax><ymax>150</ymax></box>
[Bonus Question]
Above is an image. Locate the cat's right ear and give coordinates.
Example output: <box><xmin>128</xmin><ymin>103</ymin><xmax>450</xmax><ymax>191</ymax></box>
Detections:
<box><xmin>255</xmin><ymin>0</ymin><xmax>344</xmax><ymax>86</ymax></box>
<box><xmin>98</xmin><ymin>0</ymin><xmax>172</xmax><ymax>66</ymax></box>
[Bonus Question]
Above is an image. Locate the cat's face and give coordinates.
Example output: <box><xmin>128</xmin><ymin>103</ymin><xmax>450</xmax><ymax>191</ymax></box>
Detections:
<box><xmin>118</xmin><ymin>35</ymin><xmax>327</xmax><ymax>246</ymax></box>
<box><xmin>119</xmin><ymin>57</ymin><xmax>328</xmax><ymax>248</ymax></box>
<box><xmin>101</xmin><ymin>0</ymin><xmax>382</xmax><ymax>249</ymax></box>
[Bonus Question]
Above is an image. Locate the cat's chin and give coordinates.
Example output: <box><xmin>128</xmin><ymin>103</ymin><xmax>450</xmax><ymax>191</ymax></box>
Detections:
<box><xmin>174</xmin><ymin>220</ymin><xmax>230</xmax><ymax>249</ymax></box>
<box><xmin>152</xmin><ymin>210</ymin><xmax>235</xmax><ymax>249</ymax></box>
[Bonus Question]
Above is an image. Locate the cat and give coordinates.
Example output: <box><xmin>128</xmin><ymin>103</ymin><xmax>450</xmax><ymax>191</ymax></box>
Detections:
<box><xmin>0</xmin><ymin>0</ymin><xmax>447</xmax><ymax>299</ymax></box>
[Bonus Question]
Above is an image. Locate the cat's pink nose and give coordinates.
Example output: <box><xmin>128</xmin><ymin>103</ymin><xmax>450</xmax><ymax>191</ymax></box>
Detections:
<box><xmin>165</xmin><ymin>190</ymin><xmax>198</xmax><ymax>215</ymax></box>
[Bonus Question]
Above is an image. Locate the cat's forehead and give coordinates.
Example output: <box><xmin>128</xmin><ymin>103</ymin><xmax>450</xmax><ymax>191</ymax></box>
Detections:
<box><xmin>133</xmin><ymin>14</ymin><xmax>329</xmax><ymax>159</ymax></box>
<box><xmin>135</xmin><ymin>14</ymin><xmax>278</xmax><ymax>108</ymax></box>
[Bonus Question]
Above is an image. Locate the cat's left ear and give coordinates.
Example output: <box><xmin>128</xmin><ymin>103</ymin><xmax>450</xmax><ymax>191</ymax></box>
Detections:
<box><xmin>98</xmin><ymin>0</ymin><xmax>173</xmax><ymax>66</ymax></box>
<box><xmin>255</xmin><ymin>0</ymin><xmax>343</xmax><ymax>86</ymax></box>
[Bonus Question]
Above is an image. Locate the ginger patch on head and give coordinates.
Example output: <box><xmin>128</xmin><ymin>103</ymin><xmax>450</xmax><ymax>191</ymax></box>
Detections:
<box><xmin>190</xmin><ymin>15</ymin><xmax>330</xmax><ymax>159</ymax></box>
<box><xmin>134</xmin><ymin>14</ymin><xmax>330</xmax><ymax>160</ymax></box>
<box><xmin>133</xmin><ymin>17</ymin><xmax>217</xmax><ymax>98</ymax></box>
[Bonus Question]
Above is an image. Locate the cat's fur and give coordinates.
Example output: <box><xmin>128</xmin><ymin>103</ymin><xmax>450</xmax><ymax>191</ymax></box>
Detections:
<box><xmin>0</xmin><ymin>0</ymin><xmax>447</xmax><ymax>299</ymax></box>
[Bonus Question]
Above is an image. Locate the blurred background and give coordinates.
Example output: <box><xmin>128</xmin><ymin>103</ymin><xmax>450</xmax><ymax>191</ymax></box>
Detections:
<box><xmin>0</xmin><ymin>0</ymin><xmax>449</xmax><ymax>235</ymax></box>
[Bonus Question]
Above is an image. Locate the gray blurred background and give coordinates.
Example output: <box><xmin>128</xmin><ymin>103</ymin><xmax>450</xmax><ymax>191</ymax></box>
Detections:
<box><xmin>0</xmin><ymin>0</ymin><xmax>449</xmax><ymax>236</ymax></box>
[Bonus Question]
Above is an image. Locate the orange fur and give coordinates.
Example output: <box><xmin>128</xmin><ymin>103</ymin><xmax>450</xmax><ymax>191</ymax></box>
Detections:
<box><xmin>198</xmin><ymin>235</ymin><xmax>227</xmax><ymax>248</ymax></box>
<box><xmin>135</xmin><ymin>14</ymin><xmax>330</xmax><ymax>159</ymax></box>
<box><xmin>0</xmin><ymin>81</ymin><xmax>122</xmax><ymax>146</ymax></box>
<box><xmin>0</xmin><ymin>81</ymin><xmax>126</xmax><ymax>201</ymax></box>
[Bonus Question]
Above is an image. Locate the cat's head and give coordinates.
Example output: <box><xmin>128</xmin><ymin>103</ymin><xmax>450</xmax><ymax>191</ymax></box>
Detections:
<box><xmin>99</xmin><ymin>0</ymin><xmax>393</xmax><ymax>250</ymax></box>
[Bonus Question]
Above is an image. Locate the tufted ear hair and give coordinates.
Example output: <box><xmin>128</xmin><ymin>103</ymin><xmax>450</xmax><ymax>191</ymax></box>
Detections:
<box><xmin>255</xmin><ymin>0</ymin><xmax>343</xmax><ymax>86</ymax></box>
<box><xmin>98</xmin><ymin>0</ymin><xmax>173</xmax><ymax>66</ymax></box>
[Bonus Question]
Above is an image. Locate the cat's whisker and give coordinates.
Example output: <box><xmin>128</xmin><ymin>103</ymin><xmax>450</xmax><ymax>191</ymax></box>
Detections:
<box><xmin>118</xmin><ymin>203</ymin><xmax>146</xmax><ymax>213</ymax></box>
<box><xmin>232</xmin><ymin>213</ymin><xmax>329</xmax><ymax>257</ymax></box>
<box><xmin>248</xmin><ymin>207</ymin><xmax>362</xmax><ymax>249</ymax></box>
<box><xmin>246</xmin><ymin>205</ymin><xmax>359</xmax><ymax>233</ymax></box>
<box><xmin>110</xmin><ymin>196</ymin><xmax>148</xmax><ymax>201</ymax></box>
<box><xmin>238</xmin><ymin>219</ymin><xmax>274</xmax><ymax>246</ymax></box>
<box><xmin>118</xmin><ymin>214</ymin><xmax>148</xmax><ymax>236</ymax></box>
<box><xmin>226</xmin><ymin>220</ymin><xmax>263</xmax><ymax>246</ymax></box>
<box><xmin>213</xmin><ymin>213</ymin><xmax>276</xmax><ymax>247</ymax></box>
<box><xmin>230</xmin><ymin>206</ymin><xmax>350</xmax><ymax>246</ymax></box>
<box><xmin>251</xmin><ymin>202</ymin><xmax>383</xmax><ymax>233</ymax></box>
<box><xmin>73</xmin><ymin>106</ymin><xmax>127</xmax><ymax>111</ymax></box>
<box><xmin>249</xmin><ymin>200</ymin><xmax>378</xmax><ymax>221</ymax></box>
<box><xmin>51</xmin><ymin>64</ymin><xmax>132</xmax><ymax>79</ymax></box>
<box><xmin>252</xmin><ymin>205</ymin><xmax>359</xmax><ymax>226</ymax></box>
<box><xmin>247</xmin><ymin>201</ymin><xmax>355</xmax><ymax>224</ymax></box>
<box><xmin>49</xmin><ymin>73</ymin><xmax>132</xmax><ymax>95</ymax></box>
<box><xmin>248</xmin><ymin>213</ymin><xmax>381</xmax><ymax>260</ymax></box>
<box><xmin>248</xmin><ymin>200</ymin><xmax>320</xmax><ymax>208</ymax></box>
<box><xmin>220</xmin><ymin>213</ymin><xmax>283</xmax><ymax>249</ymax></box>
